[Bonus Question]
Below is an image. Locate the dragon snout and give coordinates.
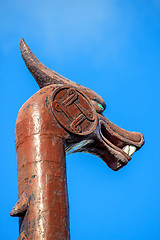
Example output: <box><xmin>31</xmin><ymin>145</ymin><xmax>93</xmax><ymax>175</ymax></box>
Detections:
<box><xmin>98</xmin><ymin>115</ymin><xmax>144</xmax><ymax>170</ymax></box>
<box><xmin>64</xmin><ymin>114</ymin><xmax>144</xmax><ymax>171</ymax></box>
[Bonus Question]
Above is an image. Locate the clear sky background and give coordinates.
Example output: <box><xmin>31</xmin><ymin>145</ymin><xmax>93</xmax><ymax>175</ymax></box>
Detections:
<box><xmin>0</xmin><ymin>0</ymin><xmax>160</xmax><ymax>239</ymax></box>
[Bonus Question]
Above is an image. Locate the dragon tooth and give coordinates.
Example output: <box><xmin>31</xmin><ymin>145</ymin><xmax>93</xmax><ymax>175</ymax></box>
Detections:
<box><xmin>129</xmin><ymin>145</ymin><xmax>136</xmax><ymax>156</ymax></box>
<box><xmin>123</xmin><ymin>145</ymin><xmax>130</xmax><ymax>155</ymax></box>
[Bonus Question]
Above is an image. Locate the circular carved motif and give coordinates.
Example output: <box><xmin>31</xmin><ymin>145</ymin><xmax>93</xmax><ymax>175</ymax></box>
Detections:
<box><xmin>52</xmin><ymin>87</ymin><xmax>97</xmax><ymax>135</ymax></box>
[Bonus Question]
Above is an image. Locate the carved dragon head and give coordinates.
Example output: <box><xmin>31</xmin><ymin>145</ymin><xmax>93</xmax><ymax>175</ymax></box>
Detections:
<box><xmin>10</xmin><ymin>39</ymin><xmax>145</xmax><ymax>239</ymax></box>
<box><xmin>20</xmin><ymin>39</ymin><xmax>144</xmax><ymax>171</ymax></box>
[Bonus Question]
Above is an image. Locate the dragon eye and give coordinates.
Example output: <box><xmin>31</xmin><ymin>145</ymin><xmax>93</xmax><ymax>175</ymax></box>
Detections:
<box><xmin>98</xmin><ymin>103</ymin><xmax>104</xmax><ymax>110</ymax></box>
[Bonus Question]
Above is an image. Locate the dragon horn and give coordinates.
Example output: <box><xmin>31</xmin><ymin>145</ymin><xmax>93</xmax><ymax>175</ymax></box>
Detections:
<box><xmin>20</xmin><ymin>38</ymin><xmax>75</xmax><ymax>88</ymax></box>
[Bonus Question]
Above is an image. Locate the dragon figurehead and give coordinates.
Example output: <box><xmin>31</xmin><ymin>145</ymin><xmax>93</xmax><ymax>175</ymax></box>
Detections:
<box><xmin>20</xmin><ymin>39</ymin><xmax>144</xmax><ymax>170</ymax></box>
<box><xmin>10</xmin><ymin>39</ymin><xmax>144</xmax><ymax>240</ymax></box>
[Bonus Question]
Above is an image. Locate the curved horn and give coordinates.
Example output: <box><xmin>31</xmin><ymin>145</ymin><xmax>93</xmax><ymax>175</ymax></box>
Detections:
<box><xmin>20</xmin><ymin>39</ymin><xmax>106</xmax><ymax>109</ymax></box>
<box><xmin>20</xmin><ymin>38</ymin><xmax>74</xmax><ymax>88</ymax></box>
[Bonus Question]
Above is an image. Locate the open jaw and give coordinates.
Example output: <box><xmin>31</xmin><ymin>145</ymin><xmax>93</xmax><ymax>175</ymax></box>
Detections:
<box><xmin>98</xmin><ymin>119</ymin><xmax>144</xmax><ymax>170</ymax></box>
<box><xmin>65</xmin><ymin>116</ymin><xmax>144</xmax><ymax>171</ymax></box>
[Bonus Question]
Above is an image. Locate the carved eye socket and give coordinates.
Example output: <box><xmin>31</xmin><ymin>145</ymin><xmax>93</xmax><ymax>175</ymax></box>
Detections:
<box><xmin>91</xmin><ymin>99</ymin><xmax>106</xmax><ymax>114</ymax></box>
<box><xmin>98</xmin><ymin>103</ymin><xmax>104</xmax><ymax>110</ymax></box>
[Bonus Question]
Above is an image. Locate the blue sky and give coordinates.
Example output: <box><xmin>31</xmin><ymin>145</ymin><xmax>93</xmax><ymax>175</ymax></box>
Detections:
<box><xmin>0</xmin><ymin>0</ymin><xmax>160</xmax><ymax>239</ymax></box>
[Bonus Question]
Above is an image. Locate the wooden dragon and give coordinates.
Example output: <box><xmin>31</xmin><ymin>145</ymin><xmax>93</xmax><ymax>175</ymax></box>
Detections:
<box><xmin>10</xmin><ymin>39</ymin><xmax>144</xmax><ymax>239</ymax></box>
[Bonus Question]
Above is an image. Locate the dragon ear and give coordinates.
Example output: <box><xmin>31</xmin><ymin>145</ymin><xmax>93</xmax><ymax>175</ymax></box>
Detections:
<box><xmin>52</xmin><ymin>86</ymin><xmax>97</xmax><ymax>136</ymax></box>
<box><xmin>20</xmin><ymin>39</ymin><xmax>79</xmax><ymax>89</ymax></box>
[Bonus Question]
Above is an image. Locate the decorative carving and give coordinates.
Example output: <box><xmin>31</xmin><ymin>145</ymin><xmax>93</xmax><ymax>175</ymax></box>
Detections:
<box><xmin>52</xmin><ymin>87</ymin><xmax>97</xmax><ymax>135</ymax></box>
<box><xmin>11</xmin><ymin>39</ymin><xmax>144</xmax><ymax>240</ymax></box>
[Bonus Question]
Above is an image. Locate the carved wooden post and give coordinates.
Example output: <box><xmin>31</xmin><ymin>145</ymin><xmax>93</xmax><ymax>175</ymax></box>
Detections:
<box><xmin>11</xmin><ymin>39</ymin><xmax>144</xmax><ymax>240</ymax></box>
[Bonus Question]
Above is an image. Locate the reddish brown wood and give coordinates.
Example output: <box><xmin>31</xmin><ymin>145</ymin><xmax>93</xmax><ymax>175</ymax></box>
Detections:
<box><xmin>11</xmin><ymin>86</ymin><xmax>70</xmax><ymax>239</ymax></box>
<box><xmin>11</xmin><ymin>39</ymin><xmax>144</xmax><ymax>240</ymax></box>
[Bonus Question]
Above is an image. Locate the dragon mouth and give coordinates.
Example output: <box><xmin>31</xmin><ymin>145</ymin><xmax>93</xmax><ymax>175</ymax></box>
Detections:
<box><xmin>67</xmin><ymin>117</ymin><xmax>144</xmax><ymax>171</ymax></box>
<box><xmin>65</xmin><ymin>115</ymin><xmax>144</xmax><ymax>171</ymax></box>
<box><xmin>98</xmin><ymin>118</ymin><xmax>144</xmax><ymax>170</ymax></box>
<box><xmin>100</xmin><ymin>123</ymin><xmax>131</xmax><ymax>159</ymax></box>
<box><xmin>100</xmin><ymin>122</ymin><xmax>134</xmax><ymax>160</ymax></box>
